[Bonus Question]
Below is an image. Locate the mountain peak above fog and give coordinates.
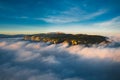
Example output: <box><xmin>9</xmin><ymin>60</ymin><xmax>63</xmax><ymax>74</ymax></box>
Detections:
<box><xmin>24</xmin><ymin>33</ymin><xmax>110</xmax><ymax>46</ymax></box>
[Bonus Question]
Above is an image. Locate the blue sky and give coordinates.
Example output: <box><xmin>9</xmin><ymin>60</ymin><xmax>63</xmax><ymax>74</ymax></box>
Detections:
<box><xmin>0</xmin><ymin>0</ymin><xmax>120</xmax><ymax>35</ymax></box>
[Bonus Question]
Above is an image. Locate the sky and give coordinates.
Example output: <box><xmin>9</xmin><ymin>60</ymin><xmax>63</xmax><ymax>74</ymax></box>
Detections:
<box><xmin>0</xmin><ymin>0</ymin><xmax>120</xmax><ymax>35</ymax></box>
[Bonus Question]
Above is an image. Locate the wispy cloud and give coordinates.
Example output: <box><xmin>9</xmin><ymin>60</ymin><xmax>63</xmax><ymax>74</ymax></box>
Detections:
<box><xmin>83</xmin><ymin>9</ymin><xmax>107</xmax><ymax>20</ymax></box>
<box><xmin>39</xmin><ymin>8</ymin><xmax>107</xmax><ymax>24</ymax></box>
<box><xmin>93</xmin><ymin>16</ymin><xmax>120</xmax><ymax>27</ymax></box>
<box><xmin>15</xmin><ymin>16</ymin><xmax>29</xmax><ymax>19</ymax></box>
<box><xmin>39</xmin><ymin>16</ymin><xmax>79</xmax><ymax>23</ymax></box>
<box><xmin>9</xmin><ymin>8</ymin><xmax>107</xmax><ymax>24</ymax></box>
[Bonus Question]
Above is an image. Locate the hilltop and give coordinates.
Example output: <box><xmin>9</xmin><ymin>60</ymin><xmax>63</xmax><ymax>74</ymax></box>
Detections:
<box><xmin>23</xmin><ymin>33</ymin><xmax>110</xmax><ymax>46</ymax></box>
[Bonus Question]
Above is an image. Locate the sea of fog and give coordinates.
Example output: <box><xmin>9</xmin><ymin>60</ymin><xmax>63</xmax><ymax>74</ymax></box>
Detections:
<box><xmin>0</xmin><ymin>37</ymin><xmax>120</xmax><ymax>80</ymax></box>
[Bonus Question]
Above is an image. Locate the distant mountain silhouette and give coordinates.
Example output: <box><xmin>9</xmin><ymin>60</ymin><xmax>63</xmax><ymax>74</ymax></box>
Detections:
<box><xmin>0</xmin><ymin>34</ymin><xmax>24</xmax><ymax>38</ymax></box>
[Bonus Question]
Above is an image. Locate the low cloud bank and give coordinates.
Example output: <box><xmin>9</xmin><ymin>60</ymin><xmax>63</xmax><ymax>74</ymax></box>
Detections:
<box><xmin>0</xmin><ymin>37</ymin><xmax>120</xmax><ymax>80</ymax></box>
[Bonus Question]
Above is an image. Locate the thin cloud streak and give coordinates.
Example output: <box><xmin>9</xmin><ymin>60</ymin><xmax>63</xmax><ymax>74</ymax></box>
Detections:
<box><xmin>93</xmin><ymin>16</ymin><xmax>120</xmax><ymax>27</ymax></box>
<box><xmin>36</xmin><ymin>9</ymin><xmax>107</xmax><ymax>23</ymax></box>
<box><xmin>6</xmin><ymin>8</ymin><xmax>107</xmax><ymax>24</ymax></box>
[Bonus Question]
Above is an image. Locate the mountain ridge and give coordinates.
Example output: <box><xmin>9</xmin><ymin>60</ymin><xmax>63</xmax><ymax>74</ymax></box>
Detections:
<box><xmin>24</xmin><ymin>33</ymin><xmax>110</xmax><ymax>46</ymax></box>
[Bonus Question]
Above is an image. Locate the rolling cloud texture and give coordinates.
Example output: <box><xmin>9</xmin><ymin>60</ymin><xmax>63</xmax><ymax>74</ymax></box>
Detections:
<box><xmin>0</xmin><ymin>37</ymin><xmax>120</xmax><ymax>80</ymax></box>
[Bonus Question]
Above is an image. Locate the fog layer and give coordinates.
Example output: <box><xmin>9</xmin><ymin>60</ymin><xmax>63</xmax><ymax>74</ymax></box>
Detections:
<box><xmin>0</xmin><ymin>37</ymin><xmax>120</xmax><ymax>80</ymax></box>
